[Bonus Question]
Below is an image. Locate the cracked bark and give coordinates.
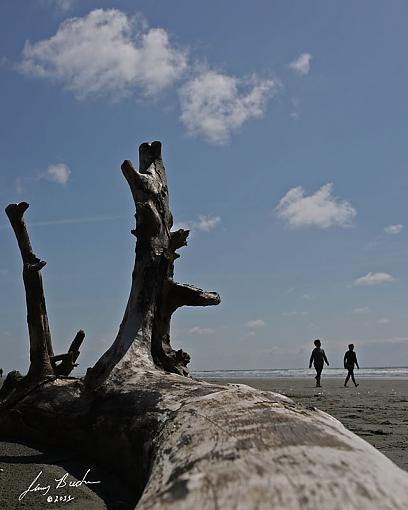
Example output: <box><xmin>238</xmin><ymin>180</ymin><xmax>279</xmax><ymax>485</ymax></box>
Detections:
<box><xmin>86</xmin><ymin>141</ymin><xmax>220</xmax><ymax>387</ymax></box>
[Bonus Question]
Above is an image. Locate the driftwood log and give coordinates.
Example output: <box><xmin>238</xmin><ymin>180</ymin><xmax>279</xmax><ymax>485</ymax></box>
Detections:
<box><xmin>1</xmin><ymin>142</ymin><xmax>408</xmax><ymax>510</ymax></box>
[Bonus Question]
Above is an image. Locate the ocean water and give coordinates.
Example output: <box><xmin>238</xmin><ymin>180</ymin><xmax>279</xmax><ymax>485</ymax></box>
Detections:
<box><xmin>193</xmin><ymin>367</ymin><xmax>408</xmax><ymax>379</ymax></box>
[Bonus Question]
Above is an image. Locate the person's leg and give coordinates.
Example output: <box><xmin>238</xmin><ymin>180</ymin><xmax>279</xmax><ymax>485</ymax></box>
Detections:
<box><xmin>344</xmin><ymin>371</ymin><xmax>350</xmax><ymax>386</ymax></box>
<box><xmin>315</xmin><ymin>365</ymin><xmax>323</xmax><ymax>387</ymax></box>
<box><xmin>350</xmin><ymin>369</ymin><xmax>358</xmax><ymax>387</ymax></box>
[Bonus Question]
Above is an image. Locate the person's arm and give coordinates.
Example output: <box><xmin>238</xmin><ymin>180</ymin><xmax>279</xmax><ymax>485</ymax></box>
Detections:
<box><xmin>309</xmin><ymin>350</ymin><xmax>314</xmax><ymax>368</ymax></box>
<box><xmin>344</xmin><ymin>352</ymin><xmax>347</xmax><ymax>369</ymax></box>
<box><xmin>355</xmin><ymin>353</ymin><xmax>359</xmax><ymax>369</ymax></box>
<box><xmin>323</xmin><ymin>351</ymin><xmax>329</xmax><ymax>366</ymax></box>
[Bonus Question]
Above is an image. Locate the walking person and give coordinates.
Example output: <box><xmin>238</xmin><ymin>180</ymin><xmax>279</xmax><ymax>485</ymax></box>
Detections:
<box><xmin>344</xmin><ymin>344</ymin><xmax>359</xmax><ymax>387</ymax></box>
<box><xmin>309</xmin><ymin>339</ymin><xmax>329</xmax><ymax>387</ymax></box>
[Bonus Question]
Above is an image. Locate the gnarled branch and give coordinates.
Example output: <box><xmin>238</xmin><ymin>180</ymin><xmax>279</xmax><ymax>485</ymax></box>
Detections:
<box><xmin>5</xmin><ymin>202</ymin><xmax>54</xmax><ymax>382</ymax></box>
<box><xmin>5</xmin><ymin>203</ymin><xmax>84</xmax><ymax>385</ymax></box>
<box><xmin>87</xmin><ymin>141</ymin><xmax>220</xmax><ymax>388</ymax></box>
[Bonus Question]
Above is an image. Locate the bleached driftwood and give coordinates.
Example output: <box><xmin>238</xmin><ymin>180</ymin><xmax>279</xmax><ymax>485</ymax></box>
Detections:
<box><xmin>2</xmin><ymin>371</ymin><xmax>408</xmax><ymax>510</ymax></box>
<box><xmin>4</xmin><ymin>202</ymin><xmax>84</xmax><ymax>388</ymax></box>
<box><xmin>1</xmin><ymin>141</ymin><xmax>408</xmax><ymax>510</ymax></box>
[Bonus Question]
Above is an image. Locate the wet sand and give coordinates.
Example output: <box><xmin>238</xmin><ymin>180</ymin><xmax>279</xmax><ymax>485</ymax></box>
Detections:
<box><xmin>206</xmin><ymin>377</ymin><xmax>408</xmax><ymax>471</ymax></box>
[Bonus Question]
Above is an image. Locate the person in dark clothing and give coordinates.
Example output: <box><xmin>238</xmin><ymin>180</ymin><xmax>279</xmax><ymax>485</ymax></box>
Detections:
<box><xmin>309</xmin><ymin>339</ymin><xmax>329</xmax><ymax>387</ymax></box>
<box><xmin>344</xmin><ymin>344</ymin><xmax>359</xmax><ymax>387</ymax></box>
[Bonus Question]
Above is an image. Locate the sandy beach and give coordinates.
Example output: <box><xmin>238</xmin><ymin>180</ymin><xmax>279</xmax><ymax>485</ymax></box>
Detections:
<box><xmin>206</xmin><ymin>377</ymin><xmax>408</xmax><ymax>471</ymax></box>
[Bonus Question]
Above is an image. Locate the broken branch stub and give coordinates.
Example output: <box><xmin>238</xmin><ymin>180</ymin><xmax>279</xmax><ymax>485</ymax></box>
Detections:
<box><xmin>51</xmin><ymin>330</ymin><xmax>85</xmax><ymax>376</ymax></box>
<box><xmin>87</xmin><ymin>141</ymin><xmax>220</xmax><ymax>387</ymax></box>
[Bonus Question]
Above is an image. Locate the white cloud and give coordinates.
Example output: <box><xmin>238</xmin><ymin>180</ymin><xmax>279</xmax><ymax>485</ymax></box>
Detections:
<box><xmin>378</xmin><ymin>318</ymin><xmax>390</xmax><ymax>325</ymax></box>
<box><xmin>46</xmin><ymin>163</ymin><xmax>71</xmax><ymax>185</ymax></box>
<box><xmin>384</xmin><ymin>224</ymin><xmax>403</xmax><ymax>235</ymax></box>
<box><xmin>352</xmin><ymin>307</ymin><xmax>371</xmax><ymax>315</ymax></box>
<box><xmin>174</xmin><ymin>215</ymin><xmax>221</xmax><ymax>234</ymax></box>
<box><xmin>289</xmin><ymin>53</ymin><xmax>312</xmax><ymax>76</ymax></box>
<box><xmin>19</xmin><ymin>9</ymin><xmax>187</xmax><ymax>99</ymax></box>
<box><xmin>179</xmin><ymin>70</ymin><xmax>278</xmax><ymax>143</ymax></box>
<box><xmin>276</xmin><ymin>183</ymin><xmax>356</xmax><ymax>229</ymax></box>
<box><xmin>194</xmin><ymin>215</ymin><xmax>221</xmax><ymax>232</ymax></box>
<box><xmin>246</xmin><ymin>319</ymin><xmax>265</xmax><ymax>328</ymax></box>
<box><xmin>189</xmin><ymin>326</ymin><xmax>215</xmax><ymax>335</ymax></box>
<box><xmin>354</xmin><ymin>272</ymin><xmax>396</xmax><ymax>286</ymax></box>
<box><xmin>247</xmin><ymin>331</ymin><xmax>256</xmax><ymax>337</ymax></box>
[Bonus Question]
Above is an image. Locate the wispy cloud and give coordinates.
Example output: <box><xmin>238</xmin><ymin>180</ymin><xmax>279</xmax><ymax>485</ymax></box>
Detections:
<box><xmin>19</xmin><ymin>9</ymin><xmax>187</xmax><ymax>99</ymax></box>
<box><xmin>336</xmin><ymin>336</ymin><xmax>408</xmax><ymax>348</ymax></box>
<box><xmin>353</xmin><ymin>272</ymin><xmax>396</xmax><ymax>286</ymax></box>
<box><xmin>0</xmin><ymin>214</ymin><xmax>126</xmax><ymax>230</ymax></box>
<box><xmin>15</xmin><ymin>177</ymin><xmax>24</xmax><ymax>195</ymax></box>
<box><xmin>246</xmin><ymin>319</ymin><xmax>265</xmax><ymax>328</ymax></box>
<box><xmin>189</xmin><ymin>326</ymin><xmax>215</xmax><ymax>335</ymax></box>
<box><xmin>352</xmin><ymin>307</ymin><xmax>371</xmax><ymax>315</ymax></box>
<box><xmin>384</xmin><ymin>224</ymin><xmax>403</xmax><ymax>235</ymax></box>
<box><xmin>378</xmin><ymin>318</ymin><xmax>390</xmax><ymax>325</ymax></box>
<box><xmin>276</xmin><ymin>183</ymin><xmax>356</xmax><ymax>229</ymax></box>
<box><xmin>281</xmin><ymin>311</ymin><xmax>308</xmax><ymax>317</ymax></box>
<box><xmin>179</xmin><ymin>70</ymin><xmax>279</xmax><ymax>143</ymax></box>
<box><xmin>290</xmin><ymin>98</ymin><xmax>300</xmax><ymax>120</ymax></box>
<box><xmin>194</xmin><ymin>215</ymin><xmax>221</xmax><ymax>232</ymax></box>
<box><xmin>289</xmin><ymin>53</ymin><xmax>312</xmax><ymax>76</ymax></box>
<box><xmin>46</xmin><ymin>0</ymin><xmax>78</xmax><ymax>12</ymax></box>
<box><xmin>174</xmin><ymin>215</ymin><xmax>221</xmax><ymax>234</ymax></box>
<box><xmin>46</xmin><ymin>163</ymin><xmax>71</xmax><ymax>185</ymax></box>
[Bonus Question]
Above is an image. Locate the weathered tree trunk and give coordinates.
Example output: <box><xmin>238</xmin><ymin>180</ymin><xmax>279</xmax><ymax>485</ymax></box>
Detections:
<box><xmin>5</xmin><ymin>202</ymin><xmax>55</xmax><ymax>383</ymax></box>
<box><xmin>4</xmin><ymin>202</ymin><xmax>84</xmax><ymax>394</ymax></box>
<box><xmin>1</xmin><ymin>141</ymin><xmax>408</xmax><ymax>510</ymax></box>
<box><xmin>86</xmin><ymin>141</ymin><xmax>220</xmax><ymax>388</ymax></box>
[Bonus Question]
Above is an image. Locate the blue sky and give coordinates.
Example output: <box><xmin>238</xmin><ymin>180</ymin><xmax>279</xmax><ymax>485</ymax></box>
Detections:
<box><xmin>1</xmin><ymin>0</ymin><xmax>408</xmax><ymax>373</ymax></box>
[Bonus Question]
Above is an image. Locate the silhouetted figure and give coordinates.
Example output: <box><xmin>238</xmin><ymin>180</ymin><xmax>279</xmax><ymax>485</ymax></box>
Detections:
<box><xmin>309</xmin><ymin>339</ymin><xmax>329</xmax><ymax>387</ymax></box>
<box><xmin>0</xmin><ymin>368</ymin><xmax>3</xmax><ymax>378</ymax></box>
<box><xmin>344</xmin><ymin>344</ymin><xmax>359</xmax><ymax>387</ymax></box>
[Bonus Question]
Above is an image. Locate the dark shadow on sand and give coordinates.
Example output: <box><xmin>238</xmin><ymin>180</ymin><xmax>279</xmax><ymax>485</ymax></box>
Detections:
<box><xmin>0</xmin><ymin>441</ymin><xmax>136</xmax><ymax>510</ymax></box>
